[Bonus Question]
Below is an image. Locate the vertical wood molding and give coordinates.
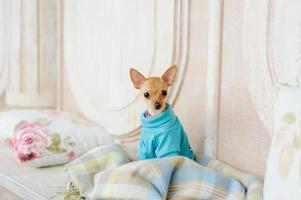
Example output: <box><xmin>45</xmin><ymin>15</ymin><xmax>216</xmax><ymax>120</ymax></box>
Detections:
<box><xmin>204</xmin><ymin>0</ymin><xmax>223</xmax><ymax>157</ymax></box>
<box><xmin>243</xmin><ymin>0</ymin><xmax>277</xmax><ymax>135</ymax></box>
<box><xmin>56</xmin><ymin>0</ymin><xmax>63</xmax><ymax>110</ymax></box>
<box><xmin>0</xmin><ymin>0</ymin><xmax>8</xmax><ymax>105</ymax></box>
<box><xmin>168</xmin><ymin>0</ymin><xmax>190</xmax><ymax>106</ymax></box>
<box><xmin>5</xmin><ymin>0</ymin><xmax>60</xmax><ymax>108</ymax></box>
<box><xmin>7</xmin><ymin>0</ymin><xmax>21</xmax><ymax>97</ymax></box>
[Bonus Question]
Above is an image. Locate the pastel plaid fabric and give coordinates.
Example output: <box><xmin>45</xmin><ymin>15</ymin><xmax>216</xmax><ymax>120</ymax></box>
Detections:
<box><xmin>198</xmin><ymin>156</ymin><xmax>263</xmax><ymax>200</ymax></box>
<box><xmin>64</xmin><ymin>144</ymin><xmax>263</xmax><ymax>200</ymax></box>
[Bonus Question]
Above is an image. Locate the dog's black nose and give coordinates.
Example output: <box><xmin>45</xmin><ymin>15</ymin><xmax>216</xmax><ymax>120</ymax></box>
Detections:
<box><xmin>154</xmin><ymin>102</ymin><xmax>161</xmax><ymax>110</ymax></box>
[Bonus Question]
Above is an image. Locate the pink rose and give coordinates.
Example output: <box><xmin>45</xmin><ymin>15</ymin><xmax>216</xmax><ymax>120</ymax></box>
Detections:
<box><xmin>17</xmin><ymin>152</ymin><xmax>40</xmax><ymax>162</ymax></box>
<box><xmin>67</xmin><ymin>151</ymin><xmax>76</xmax><ymax>161</ymax></box>
<box><xmin>10</xmin><ymin>122</ymin><xmax>49</xmax><ymax>161</ymax></box>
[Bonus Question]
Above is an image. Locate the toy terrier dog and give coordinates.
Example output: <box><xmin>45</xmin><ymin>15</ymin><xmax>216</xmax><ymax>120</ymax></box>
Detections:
<box><xmin>130</xmin><ymin>65</ymin><xmax>195</xmax><ymax>160</ymax></box>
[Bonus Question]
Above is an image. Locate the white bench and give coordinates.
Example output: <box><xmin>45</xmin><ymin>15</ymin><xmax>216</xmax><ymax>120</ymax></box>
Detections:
<box><xmin>0</xmin><ymin>144</ymin><xmax>65</xmax><ymax>200</ymax></box>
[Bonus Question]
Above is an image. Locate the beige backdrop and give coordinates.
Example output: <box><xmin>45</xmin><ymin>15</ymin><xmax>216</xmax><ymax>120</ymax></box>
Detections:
<box><xmin>5</xmin><ymin>0</ymin><xmax>301</xmax><ymax>178</ymax></box>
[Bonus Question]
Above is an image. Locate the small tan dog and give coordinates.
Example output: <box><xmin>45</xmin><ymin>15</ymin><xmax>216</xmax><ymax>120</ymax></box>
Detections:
<box><xmin>130</xmin><ymin>65</ymin><xmax>177</xmax><ymax>116</ymax></box>
<box><xmin>130</xmin><ymin>65</ymin><xmax>194</xmax><ymax>160</ymax></box>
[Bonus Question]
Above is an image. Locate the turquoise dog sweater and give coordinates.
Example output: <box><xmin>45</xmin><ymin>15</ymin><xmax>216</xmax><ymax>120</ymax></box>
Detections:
<box><xmin>137</xmin><ymin>104</ymin><xmax>194</xmax><ymax>160</ymax></box>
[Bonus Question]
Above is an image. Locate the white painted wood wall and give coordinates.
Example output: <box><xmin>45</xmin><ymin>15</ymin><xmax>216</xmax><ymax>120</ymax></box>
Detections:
<box><xmin>1</xmin><ymin>0</ymin><xmax>300</xmax><ymax>177</ymax></box>
<box><xmin>2</xmin><ymin>0</ymin><xmax>60</xmax><ymax>108</ymax></box>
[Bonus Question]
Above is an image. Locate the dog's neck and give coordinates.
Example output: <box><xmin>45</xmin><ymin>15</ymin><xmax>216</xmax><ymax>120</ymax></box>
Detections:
<box><xmin>146</xmin><ymin>104</ymin><xmax>167</xmax><ymax>117</ymax></box>
<box><xmin>145</xmin><ymin>110</ymin><xmax>153</xmax><ymax>118</ymax></box>
<box><xmin>146</xmin><ymin>109</ymin><xmax>161</xmax><ymax>118</ymax></box>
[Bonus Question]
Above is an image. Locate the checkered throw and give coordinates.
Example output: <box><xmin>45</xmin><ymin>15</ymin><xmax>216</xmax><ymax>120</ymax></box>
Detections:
<box><xmin>64</xmin><ymin>144</ymin><xmax>263</xmax><ymax>200</ymax></box>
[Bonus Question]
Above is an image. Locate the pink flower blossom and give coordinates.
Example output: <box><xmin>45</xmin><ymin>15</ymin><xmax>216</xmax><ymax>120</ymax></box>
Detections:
<box><xmin>67</xmin><ymin>151</ymin><xmax>76</xmax><ymax>161</ymax></box>
<box><xmin>10</xmin><ymin>122</ymin><xmax>49</xmax><ymax>161</ymax></box>
<box><xmin>17</xmin><ymin>152</ymin><xmax>40</xmax><ymax>162</ymax></box>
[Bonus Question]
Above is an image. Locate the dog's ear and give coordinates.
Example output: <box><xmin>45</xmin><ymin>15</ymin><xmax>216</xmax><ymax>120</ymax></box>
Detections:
<box><xmin>130</xmin><ymin>68</ymin><xmax>146</xmax><ymax>89</ymax></box>
<box><xmin>162</xmin><ymin>65</ymin><xmax>177</xmax><ymax>86</ymax></box>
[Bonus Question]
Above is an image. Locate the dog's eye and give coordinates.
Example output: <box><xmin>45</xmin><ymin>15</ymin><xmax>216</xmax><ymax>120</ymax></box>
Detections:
<box><xmin>162</xmin><ymin>90</ymin><xmax>167</xmax><ymax>96</ymax></box>
<box><xmin>144</xmin><ymin>92</ymin><xmax>150</xmax><ymax>98</ymax></box>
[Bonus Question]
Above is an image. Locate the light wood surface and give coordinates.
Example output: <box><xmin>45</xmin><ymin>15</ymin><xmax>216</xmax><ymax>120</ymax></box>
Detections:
<box><xmin>216</xmin><ymin>0</ymin><xmax>271</xmax><ymax>177</ymax></box>
<box><xmin>4</xmin><ymin>0</ymin><xmax>60</xmax><ymax>108</ymax></box>
<box><xmin>0</xmin><ymin>0</ymin><xmax>7</xmax><ymax>102</ymax></box>
<box><xmin>0</xmin><ymin>186</ymin><xmax>22</xmax><ymax>200</ymax></box>
<box><xmin>0</xmin><ymin>144</ymin><xmax>65</xmax><ymax>200</ymax></box>
<box><xmin>217</xmin><ymin>0</ymin><xmax>301</xmax><ymax>177</ymax></box>
<box><xmin>204</xmin><ymin>0</ymin><xmax>223</xmax><ymax>158</ymax></box>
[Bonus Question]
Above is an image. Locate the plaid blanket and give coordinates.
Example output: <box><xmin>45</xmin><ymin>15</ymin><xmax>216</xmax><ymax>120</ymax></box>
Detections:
<box><xmin>64</xmin><ymin>144</ymin><xmax>263</xmax><ymax>200</ymax></box>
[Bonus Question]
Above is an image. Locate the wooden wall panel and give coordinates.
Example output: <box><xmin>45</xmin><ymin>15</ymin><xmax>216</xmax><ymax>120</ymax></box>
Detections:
<box><xmin>203</xmin><ymin>0</ymin><xmax>223</xmax><ymax>157</ymax></box>
<box><xmin>60</xmin><ymin>0</ymin><xmax>274</xmax><ymax>177</ymax></box>
<box><xmin>173</xmin><ymin>0</ymin><xmax>208</xmax><ymax>154</ymax></box>
<box><xmin>0</xmin><ymin>0</ymin><xmax>7</xmax><ymax>105</ymax></box>
<box><xmin>2</xmin><ymin>0</ymin><xmax>287</xmax><ymax>177</ymax></box>
<box><xmin>61</xmin><ymin>0</ymin><xmax>209</xmax><ymax>152</ymax></box>
<box><xmin>217</xmin><ymin>0</ymin><xmax>271</xmax><ymax>177</ymax></box>
<box><xmin>38</xmin><ymin>0</ymin><xmax>61</xmax><ymax>99</ymax></box>
<box><xmin>4</xmin><ymin>0</ymin><xmax>60</xmax><ymax>108</ymax></box>
<box><xmin>63</xmin><ymin>0</ymin><xmax>190</xmax><ymax>136</ymax></box>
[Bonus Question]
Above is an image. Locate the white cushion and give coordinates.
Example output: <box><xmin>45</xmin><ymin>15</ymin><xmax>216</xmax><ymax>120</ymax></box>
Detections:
<box><xmin>0</xmin><ymin>109</ymin><xmax>113</xmax><ymax>167</ymax></box>
<box><xmin>264</xmin><ymin>87</ymin><xmax>301</xmax><ymax>199</ymax></box>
